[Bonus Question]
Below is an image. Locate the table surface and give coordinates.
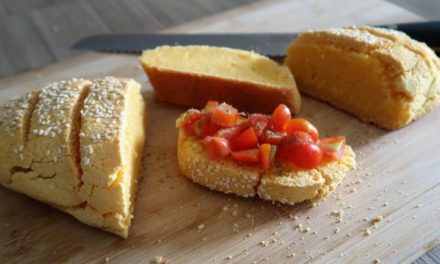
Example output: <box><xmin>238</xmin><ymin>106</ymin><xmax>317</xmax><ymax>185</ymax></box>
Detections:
<box><xmin>0</xmin><ymin>0</ymin><xmax>439</xmax><ymax>263</ymax></box>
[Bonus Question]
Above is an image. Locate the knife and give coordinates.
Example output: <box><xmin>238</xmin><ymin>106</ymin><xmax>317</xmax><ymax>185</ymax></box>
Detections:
<box><xmin>72</xmin><ymin>21</ymin><xmax>440</xmax><ymax>57</ymax></box>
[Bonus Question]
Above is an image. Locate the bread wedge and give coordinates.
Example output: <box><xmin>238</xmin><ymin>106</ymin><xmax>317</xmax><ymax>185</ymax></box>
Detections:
<box><xmin>140</xmin><ymin>45</ymin><xmax>301</xmax><ymax>114</ymax></box>
<box><xmin>177</xmin><ymin>128</ymin><xmax>355</xmax><ymax>205</ymax></box>
<box><xmin>284</xmin><ymin>26</ymin><xmax>440</xmax><ymax>130</ymax></box>
<box><xmin>0</xmin><ymin>77</ymin><xmax>147</xmax><ymax>238</ymax></box>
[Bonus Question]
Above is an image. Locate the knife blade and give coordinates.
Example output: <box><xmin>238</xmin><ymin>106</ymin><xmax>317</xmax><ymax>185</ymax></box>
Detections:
<box><xmin>71</xmin><ymin>21</ymin><xmax>440</xmax><ymax>57</ymax></box>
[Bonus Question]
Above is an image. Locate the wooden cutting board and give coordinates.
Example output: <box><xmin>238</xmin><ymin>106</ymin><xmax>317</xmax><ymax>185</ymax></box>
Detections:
<box><xmin>0</xmin><ymin>1</ymin><xmax>439</xmax><ymax>263</ymax></box>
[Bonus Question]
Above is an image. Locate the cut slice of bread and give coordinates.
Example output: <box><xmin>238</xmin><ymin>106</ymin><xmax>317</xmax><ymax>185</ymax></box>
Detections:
<box><xmin>0</xmin><ymin>77</ymin><xmax>147</xmax><ymax>238</ymax></box>
<box><xmin>284</xmin><ymin>26</ymin><xmax>440</xmax><ymax>130</ymax></box>
<box><xmin>140</xmin><ymin>45</ymin><xmax>301</xmax><ymax>114</ymax></box>
<box><xmin>177</xmin><ymin>128</ymin><xmax>355</xmax><ymax>205</ymax></box>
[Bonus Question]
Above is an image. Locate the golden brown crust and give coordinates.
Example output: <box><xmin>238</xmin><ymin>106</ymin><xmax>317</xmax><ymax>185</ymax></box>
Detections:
<box><xmin>285</xmin><ymin>26</ymin><xmax>440</xmax><ymax>130</ymax></box>
<box><xmin>140</xmin><ymin>46</ymin><xmax>301</xmax><ymax>114</ymax></box>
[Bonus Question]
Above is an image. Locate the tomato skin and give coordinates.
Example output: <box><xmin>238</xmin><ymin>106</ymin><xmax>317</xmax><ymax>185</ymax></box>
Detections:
<box><xmin>231</xmin><ymin>127</ymin><xmax>258</xmax><ymax>150</ymax></box>
<box><xmin>182</xmin><ymin>111</ymin><xmax>203</xmax><ymax>136</ymax></box>
<box><xmin>318</xmin><ymin>136</ymin><xmax>346</xmax><ymax>160</ymax></box>
<box><xmin>215</xmin><ymin>125</ymin><xmax>243</xmax><ymax>140</ymax></box>
<box><xmin>211</xmin><ymin>103</ymin><xmax>238</xmax><ymax>127</ymax></box>
<box><xmin>244</xmin><ymin>114</ymin><xmax>270</xmax><ymax>137</ymax></box>
<box><xmin>261</xmin><ymin>130</ymin><xmax>285</xmax><ymax>145</ymax></box>
<box><xmin>192</xmin><ymin>115</ymin><xmax>221</xmax><ymax>139</ymax></box>
<box><xmin>202</xmin><ymin>136</ymin><xmax>232</xmax><ymax>159</ymax></box>
<box><xmin>285</xmin><ymin>118</ymin><xmax>319</xmax><ymax>142</ymax></box>
<box><xmin>277</xmin><ymin>131</ymin><xmax>322</xmax><ymax>169</ymax></box>
<box><xmin>231</xmin><ymin>148</ymin><xmax>260</xmax><ymax>164</ymax></box>
<box><xmin>260</xmin><ymin>143</ymin><xmax>277</xmax><ymax>171</ymax></box>
<box><xmin>270</xmin><ymin>104</ymin><xmax>291</xmax><ymax>132</ymax></box>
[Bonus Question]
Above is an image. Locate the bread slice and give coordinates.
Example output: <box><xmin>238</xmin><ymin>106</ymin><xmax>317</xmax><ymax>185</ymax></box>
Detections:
<box><xmin>0</xmin><ymin>77</ymin><xmax>147</xmax><ymax>238</ymax></box>
<box><xmin>177</xmin><ymin>128</ymin><xmax>355</xmax><ymax>205</ymax></box>
<box><xmin>284</xmin><ymin>26</ymin><xmax>440</xmax><ymax>130</ymax></box>
<box><xmin>140</xmin><ymin>45</ymin><xmax>301</xmax><ymax>114</ymax></box>
<box><xmin>75</xmin><ymin>77</ymin><xmax>147</xmax><ymax>237</ymax></box>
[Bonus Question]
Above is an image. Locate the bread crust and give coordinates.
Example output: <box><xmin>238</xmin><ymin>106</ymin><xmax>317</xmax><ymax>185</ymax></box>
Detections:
<box><xmin>285</xmin><ymin>26</ymin><xmax>440</xmax><ymax>130</ymax></box>
<box><xmin>141</xmin><ymin>45</ymin><xmax>301</xmax><ymax>114</ymax></box>
<box><xmin>177</xmin><ymin>127</ymin><xmax>355</xmax><ymax>205</ymax></box>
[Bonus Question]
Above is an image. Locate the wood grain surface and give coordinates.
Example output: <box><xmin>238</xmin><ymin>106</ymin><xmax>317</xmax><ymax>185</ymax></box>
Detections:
<box><xmin>0</xmin><ymin>0</ymin><xmax>439</xmax><ymax>263</ymax></box>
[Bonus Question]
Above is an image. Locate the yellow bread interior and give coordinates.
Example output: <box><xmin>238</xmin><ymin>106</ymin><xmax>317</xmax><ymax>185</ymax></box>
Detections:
<box><xmin>141</xmin><ymin>45</ymin><xmax>295</xmax><ymax>89</ymax></box>
<box><xmin>0</xmin><ymin>77</ymin><xmax>147</xmax><ymax>238</ymax></box>
<box><xmin>177</xmin><ymin>125</ymin><xmax>355</xmax><ymax>205</ymax></box>
<box><xmin>285</xmin><ymin>26</ymin><xmax>440</xmax><ymax>129</ymax></box>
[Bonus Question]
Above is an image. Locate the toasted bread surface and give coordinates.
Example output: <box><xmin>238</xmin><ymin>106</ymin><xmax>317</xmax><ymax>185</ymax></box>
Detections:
<box><xmin>141</xmin><ymin>45</ymin><xmax>301</xmax><ymax>114</ymax></box>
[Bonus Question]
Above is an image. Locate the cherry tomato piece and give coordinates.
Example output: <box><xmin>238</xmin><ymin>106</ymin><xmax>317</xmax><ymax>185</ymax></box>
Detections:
<box><xmin>260</xmin><ymin>143</ymin><xmax>277</xmax><ymax>171</ymax></box>
<box><xmin>231</xmin><ymin>127</ymin><xmax>258</xmax><ymax>150</ymax></box>
<box><xmin>216</xmin><ymin>125</ymin><xmax>243</xmax><ymax>140</ymax></box>
<box><xmin>192</xmin><ymin>115</ymin><xmax>220</xmax><ymax>138</ymax></box>
<box><xmin>270</xmin><ymin>104</ymin><xmax>291</xmax><ymax>132</ymax></box>
<box><xmin>261</xmin><ymin>130</ymin><xmax>285</xmax><ymax>145</ymax></box>
<box><xmin>277</xmin><ymin>131</ymin><xmax>322</xmax><ymax>169</ymax></box>
<box><xmin>231</xmin><ymin>148</ymin><xmax>260</xmax><ymax>164</ymax></box>
<box><xmin>285</xmin><ymin>118</ymin><xmax>319</xmax><ymax>142</ymax></box>
<box><xmin>202</xmin><ymin>136</ymin><xmax>232</xmax><ymax>159</ymax></box>
<box><xmin>318</xmin><ymin>136</ymin><xmax>346</xmax><ymax>160</ymax></box>
<box><xmin>211</xmin><ymin>103</ymin><xmax>238</xmax><ymax>127</ymax></box>
<box><xmin>244</xmin><ymin>114</ymin><xmax>271</xmax><ymax>137</ymax></box>
<box><xmin>182</xmin><ymin>110</ymin><xmax>203</xmax><ymax>136</ymax></box>
<box><xmin>204</xmin><ymin>100</ymin><xmax>219</xmax><ymax>113</ymax></box>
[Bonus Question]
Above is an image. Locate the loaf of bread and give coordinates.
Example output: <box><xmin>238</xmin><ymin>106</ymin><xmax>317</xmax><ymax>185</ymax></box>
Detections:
<box><xmin>284</xmin><ymin>26</ymin><xmax>440</xmax><ymax>129</ymax></box>
<box><xmin>177</xmin><ymin>129</ymin><xmax>355</xmax><ymax>205</ymax></box>
<box><xmin>0</xmin><ymin>77</ymin><xmax>147</xmax><ymax>238</ymax></box>
<box><xmin>140</xmin><ymin>45</ymin><xmax>301</xmax><ymax>114</ymax></box>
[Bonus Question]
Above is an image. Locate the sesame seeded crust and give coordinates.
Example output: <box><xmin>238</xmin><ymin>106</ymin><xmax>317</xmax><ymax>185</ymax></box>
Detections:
<box><xmin>0</xmin><ymin>77</ymin><xmax>146</xmax><ymax>238</ymax></box>
<box><xmin>7</xmin><ymin>79</ymin><xmax>91</xmax><ymax>207</ymax></box>
<box><xmin>76</xmin><ymin>77</ymin><xmax>146</xmax><ymax>238</ymax></box>
<box><xmin>178</xmin><ymin>130</ymin><xmax>260</xmax><ymax>197</ymax></box>
<box><xmin>257</xmin><ymin>146</ymin><xmax>355</xmax><ymax>205</ymax></box>
<box><xmin>0</xmin><ymin>91</ymin><xmax>39</xmax><ymax>184</ymax></box>
<box><xmin>140</xmin><ymin>45</ymin><xmax>301</xmax><ymax>114</ymax></box>
<box><xmin>177</xmin><ymin>120</ymin><xmax>356</xmax><ymax>205</ymax></box>
<box><xmin>284</xmin><ymin>26</ymin><xmax>440</xmax><ymax>130</ymax></box>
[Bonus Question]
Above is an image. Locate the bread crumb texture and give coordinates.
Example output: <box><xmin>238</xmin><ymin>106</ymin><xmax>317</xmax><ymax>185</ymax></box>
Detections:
<box><xmin>0</xmin><ymin>76</ymin><xmax>147</xmax><ymax>238</ymax></box>
<box><xmin>140</xmin><ymin>45</ymin><xmax>301</xmax><ymax>114</ymax></box>
<box><xmin>177</xmin><ymin>127</ymin><xmax>355</xmax><ymax>205</ymax></box>
<box><xmin>285</xmin><ymin>26</ymin><xmax>440</xmax><ymax>129</ymax></box>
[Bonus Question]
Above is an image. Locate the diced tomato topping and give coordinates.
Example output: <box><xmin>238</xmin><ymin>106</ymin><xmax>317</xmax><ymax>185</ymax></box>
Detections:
<box><xmin>244</xmin><ymin>114</ymin><xmax>271</xmax><ymax>137</ymax></box>
<box><xmin>318</xmin><ymin>136</ymin><xmax>346</xmax><ymax>160</ymax></box>
<box><xmin>202</xmin><ymin>136</ymin><xmax>232</xmax><ymax>159</ymax></box>
<box><xmin>260</xmin><ymin>143</ymin><xmax>277</xmax><ymax>171</ymax></box>
<box><xmin>261</xmin><ymin>130</ymin><xmax>285</xmax><ymax>145</ymax></box>
<box><xmin>182</xmin><ymin>111</ymin><xmax>203</xmax><ymax>136</ymax></box>
<box><xmin>216</xmin><ymin>125</ymin><xmax>243</xmax><ymax>140</ymax></box>
<box><xmin>204</xmin><ymin>100</ymin><xmax>219</xmax><ymax>113</ymax></box>
<box><xmin>192</xmin><ymin>115</ymin><xmax>221</xmax><ymax>138</ymax></box>
<box><xmin>277</xmin><ymin>131</ymin><xmax>322</xmax><ymax>169</ymax></box>
<box><xmin>285</xmin><ymin>118</ymin><xmax>319</xmax><ymax>142</ymax></box>
<box><xmin>211</xmin><ymin>102</ymin><xmax>238</xmax><ymax>127</ymax></box>
<box><xmin>231</xmin><ymin>148</ymin><xmax>260</xmax><ymax>164</ymax></box>
<box><xmin>270</xmin><ymin>104</ymin><xmax>291</xmax><ymax>132</ymax></box>
<box><xmin>231</xmin><ymin>127</ymin><xmax>258</xmax><ymax>150</ymax></box>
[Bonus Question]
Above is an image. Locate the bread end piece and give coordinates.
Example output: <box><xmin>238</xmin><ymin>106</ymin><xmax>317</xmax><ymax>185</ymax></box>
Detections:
<box><xmin>285</xmin><ymin>26</ymin><xmax>440</xmax><ymax>129</ymax></box>
<box><xmin>141</xmin><ymin>45</ymin><xmax>301</xmax><ymax>114</ymax></box>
